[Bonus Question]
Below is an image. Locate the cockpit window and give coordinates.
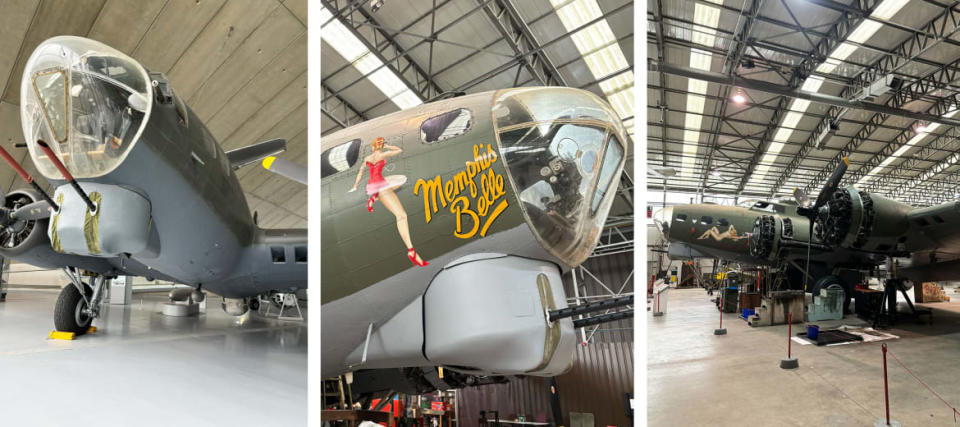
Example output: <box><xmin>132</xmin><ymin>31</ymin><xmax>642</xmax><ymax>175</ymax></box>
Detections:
<box><xmin>748</xmin><ymin>201</ymin><xmax>785</xmax><ymax>213</ymax></box>
<box><xmin>420</xmin><ymin>108</ymin><xmax>472</xmax><ymax>143</ymax></box>
<box><xmin>321</xmin><ymin>139</ymin><xmax>361</xmax><ymax>178</ymax></box>
<box><xmin>492</xmin><ymin>87</ymin><xmax>628</xmax><ymax>267</ymax></box>
<box><xmin>33</xmin><ymin>70</ymin><xmax>68</xmax><ymax>142</ymax></box>
<box><xmin>21</xmin><ymin>36</ymin><xmax>152</xmax><ymax>180</ymax></box>
<box><xmin>591</xmin><ymin>135</ymin><xmax>624</xmax><ymax>214</ymax></box>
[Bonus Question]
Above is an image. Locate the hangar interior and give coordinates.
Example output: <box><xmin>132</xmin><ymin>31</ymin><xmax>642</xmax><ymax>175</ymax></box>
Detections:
<box><xmin>321</xmin><ymin>0</ymin><xmax>633</xmax><ymax>426</ymax></box>
<box><xmin>649</xmin><ymin>0</ymin><xmax>960</xmax><ymax>425</ymax></box>
<box><xmin>0</xmin><ymin>1</ymin><xmax>307</xmax><ymax>425</ymax></box>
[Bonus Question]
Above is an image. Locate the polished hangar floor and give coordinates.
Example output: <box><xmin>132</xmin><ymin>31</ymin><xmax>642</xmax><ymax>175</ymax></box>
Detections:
<box><xmin>648</xmin><ymin>288</ymin><xmax>960</xmax><ymax>426</ymax></box>
<box><xmin>0</xmin><ymin>290</ymin><xmax>306</xmax><ymax>426</ymax></box>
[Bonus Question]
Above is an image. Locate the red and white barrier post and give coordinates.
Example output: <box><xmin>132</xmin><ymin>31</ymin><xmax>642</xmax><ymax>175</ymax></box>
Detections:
<box><xmin>780</xmin><ymin>312</ymin><xmax>799</xmax><ymax>369</ymax></box>
<box><xmin>714</xmin><ymin>287</ymin><xmax>726</xmax><ymax>335</ymax></box>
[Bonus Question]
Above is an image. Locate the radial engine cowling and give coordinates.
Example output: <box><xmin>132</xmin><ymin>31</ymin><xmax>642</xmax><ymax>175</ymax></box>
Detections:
<box><xmin>750</xmin><ymin>213</ymin><xmax>812</xmax><ymax>263</ymax></box>
<box><xmin>0</xmin><ymin>189</ymin><xmax>51</xmax><ymax>257</ymax></box>
<box><xmin>817</xmin><ymin>186</ymin><xmax>911</xmax><ymax>253</ymax></box>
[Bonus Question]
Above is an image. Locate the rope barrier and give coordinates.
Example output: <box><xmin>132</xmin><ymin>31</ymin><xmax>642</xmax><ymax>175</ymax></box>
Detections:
<box><xmin>886</xmin><ymin>344</ymin><xmax>960</xmax><ymax>422</ymax></box>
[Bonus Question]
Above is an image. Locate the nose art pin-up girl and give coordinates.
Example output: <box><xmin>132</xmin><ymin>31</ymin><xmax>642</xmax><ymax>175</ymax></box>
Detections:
<box><xmin>349</xmin><ymin>137</ymin><xmax>428</xmax><ymax>267</ymax></box>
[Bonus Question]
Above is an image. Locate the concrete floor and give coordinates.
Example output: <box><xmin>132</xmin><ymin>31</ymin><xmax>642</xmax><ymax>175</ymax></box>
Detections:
<box><xmin>0</xmin><ymin>289</ymin><xmax>306</xmax><ymax>426</ymax></box>
<box><xmin>649</xmin><ymin>287</ymin><xmax>960</xmax><ymax>426</ymax></box>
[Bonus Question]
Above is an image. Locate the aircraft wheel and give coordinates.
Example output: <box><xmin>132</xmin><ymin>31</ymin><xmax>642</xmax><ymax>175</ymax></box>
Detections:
<box><xmin>249</xmin><ymin>298</ymin><xmax>260</xmax><ymax>311</ymax></box>
<box><xmin>54</xmin><ymin>283</ymin><xmax>93</xmax><ymax>334</ymax></box>
<box><xmin>810</xmin><ymin>275</ymin><xmax>851</xmax><ymax>315</ymax></box>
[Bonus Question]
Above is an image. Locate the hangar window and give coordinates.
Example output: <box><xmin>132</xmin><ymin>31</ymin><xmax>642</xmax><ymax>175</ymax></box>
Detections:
<box><xmin>321</xmin><ymin>139</ymin><xmax>361</xmax><ymax>178</ymax></box>
<box><xmin>421</xmin><ymin>109</ymin><xmax>472</xmax><ymax>143</ymax></box>
<box><xmin>270</xmin><ymin>246</ymin><xmax>286</xmax><ymax>263</ymax></box>
<box><xmin>700</xmin><ymin>216</ymin><xmax>713</xmax><ymax>225</ymax></box>
<box><xmin>294</xmin><ymin>246</ymin><xmax>307</xmax><ymax>263</ymax></box>
<box><xmin>676</xmin><ymin>214</ymin><xmax>687</xmax><ymax>222</ymax></box>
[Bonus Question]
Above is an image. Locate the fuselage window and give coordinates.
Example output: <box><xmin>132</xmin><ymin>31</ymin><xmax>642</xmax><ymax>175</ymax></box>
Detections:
<box><xmin>718</xmin><ymin>218</ymin><xmax>729</xmax><ymax>227</ymax></box>
<box><xmin>294</xmin><ymin>246</ymin><xmax>307</xmax><ymax>263</ymax></box>
<box><xmin>321</xmin><ymin>139</ymin><xmax>362</xmax><ymax>178</ymax></box>
<box><xmin>676</xmin><ymin>214</ymin><xmax>687</xmax><ymax>222</ymax></box>
<box><xmin>700</xmin><ymin>216</ymin><xmax>713</xmax><ymax>225</ymax></box>
<box><xmin>270</xmin><ymin>246</ymin><xmax>286</xmax><ymax>264</ymax></box>
<box><xmin>420</xmin><ymin>108</ymin><xmax>472</xmax><ymax>143</ymax></box>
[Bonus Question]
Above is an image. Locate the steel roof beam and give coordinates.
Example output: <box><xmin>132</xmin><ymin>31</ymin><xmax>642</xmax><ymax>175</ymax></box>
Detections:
<box><xmin>699</xmin><ymin>0</ymin><xmax>762</xmax><ymax>193</ymax></box>
<box><xmin>321</xmin><ymin>81</ymin><xmax>367</xmax><ymax>135</ymax></box>
<box><xmin>774</xmin><ymin>1</ymin><xmax>960</xmax><ymax>196</ymax></box>
<box><xmin>734</xmin><ymin>0</ymin><xmax>882</xmax><ymax>194</ymax></box>
<box><xmin>476</xmin><ymin>0</ymin><xmax>567</xmax><ymax>87</ymax></box>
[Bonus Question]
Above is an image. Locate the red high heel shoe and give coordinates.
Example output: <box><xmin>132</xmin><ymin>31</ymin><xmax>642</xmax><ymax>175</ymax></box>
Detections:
<box><xmin>366</xmin><ymin>195</ymin><xmax>377</xmax><ymax>213</ymax></box>
<box><xmin>407</xmin><ymin>248</ymin><xmax>429</xmax><ymax>267</ymax></box>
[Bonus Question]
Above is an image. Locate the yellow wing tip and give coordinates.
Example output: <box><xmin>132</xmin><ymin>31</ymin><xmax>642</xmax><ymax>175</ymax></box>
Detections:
<box><xmin>843</xmin><ymin>157</ymin><xmax>850</xmax><ymax>166</ymax></box>
<box><xmin>262</xmin><ymin>156</ymin><xmax>276</xmax><ymax>170</ymax></box>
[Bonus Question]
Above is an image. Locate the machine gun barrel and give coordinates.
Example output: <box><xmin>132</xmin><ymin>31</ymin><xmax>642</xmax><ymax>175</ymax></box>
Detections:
<box><xmin>572</xmin><ymin>309</ymin><xmax>634</xmax><ymax>328</ymax></box>
<box><xmin>548</xmin><ymin>295</ymin><xmax>634</xmax><ymax>322</ymax></box>
<box><xmin>36</xmin><ymin>140</ymin><xmax>95</xmax><ymax>212</ymax></box>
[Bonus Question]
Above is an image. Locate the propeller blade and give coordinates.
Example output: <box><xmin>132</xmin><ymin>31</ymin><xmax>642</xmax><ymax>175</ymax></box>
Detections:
<box><xmin>262</xmin><ymin>156</ymin><xmax>306</xmax><ymax>185</ymax></box>
<box><xmin>814</xmin><ymin>157</ymin><xmax>849</xmax><ymax>209</ymax></box>
<box><xmin>792</xmin><ymin>187</ymin><xmax>809</xmax><ymax>207</ymax></box>
<box><xmin>11</xmin><ymin>200</ymin><xmax>53</xmax><ymax>220</ymax></box>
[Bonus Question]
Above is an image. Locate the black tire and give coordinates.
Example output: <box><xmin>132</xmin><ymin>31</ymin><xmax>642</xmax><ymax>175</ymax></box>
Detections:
<box><xmin>54</xmin><ymin>283</ymin><xmax>93</xmax><ymax>335</ymax></box>
<box><xmin>249</xmin><ymin>298</ymin><xmax>260</xmax><ymax>311</ymax></box>
<box><xmin>810</xmin><ymin>275</ymin><xmax>852</xmax><ymax>315</ymax></box>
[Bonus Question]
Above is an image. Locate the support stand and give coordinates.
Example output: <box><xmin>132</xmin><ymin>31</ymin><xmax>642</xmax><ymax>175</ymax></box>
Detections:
<box><xmin>264</xmin><ymin>293</ymin><xmax>304</xmax><ymax>321</ymax></box>
<box><xmin>871</xmin><ymin>279</ymin><xmax>932</xmax><ymax>329</ymax></box>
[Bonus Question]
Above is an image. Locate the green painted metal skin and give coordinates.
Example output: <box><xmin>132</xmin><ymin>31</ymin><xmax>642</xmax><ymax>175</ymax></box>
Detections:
<box><xmin>657</xmin><ymin>187</ymin><xmax>960</xmax><ymax>286</ymax></box>
<box><xmin>320</xmin><ymin>91</ymin><xmax>525</xmax><ymax>304</ymax></box>
<box><xmin>665</xmin><ymin>201</ymin><xmax>807</xmax><ymax>264</ymax></box>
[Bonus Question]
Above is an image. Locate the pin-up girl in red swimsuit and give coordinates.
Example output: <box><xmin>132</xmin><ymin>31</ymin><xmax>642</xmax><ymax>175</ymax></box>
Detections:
<box><xmin>350</xmin><ymin>137</ymin><xmax>428</xmax><ymax>267</ymax></box>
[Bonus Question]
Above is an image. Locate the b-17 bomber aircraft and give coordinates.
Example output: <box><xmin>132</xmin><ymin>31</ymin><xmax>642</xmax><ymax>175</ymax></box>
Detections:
<box><xmin>321</xmin><ymin>87</ymin><xmax>632</xmax><ymax>398</ymax></box>
<box><xmin>0</xmin><ymin>36</ymin><xmax>306</xmax><ymax>334</ymax></box>
<box><xmin>654</xmin><ymin>158</ymin><xmax>960</xmax><ymax>311</ymax></box>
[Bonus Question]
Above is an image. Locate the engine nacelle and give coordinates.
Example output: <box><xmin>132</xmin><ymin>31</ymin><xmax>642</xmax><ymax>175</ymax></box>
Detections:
<box><xmin>818</xmin><ymin>187</ymin><xmax>911</xmax><ymax>253</ymax></box>
<box><xmin>0</xmin><ymin>189</ymin><xmax>64</xmax><ymax>267</ymax></box>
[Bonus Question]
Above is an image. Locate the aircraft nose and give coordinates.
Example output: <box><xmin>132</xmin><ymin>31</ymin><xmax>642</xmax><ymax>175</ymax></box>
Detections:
<box><xmin>653</xmin><ymin>206</ymin><xmax>672</xmax><ymax>238</ymax></box>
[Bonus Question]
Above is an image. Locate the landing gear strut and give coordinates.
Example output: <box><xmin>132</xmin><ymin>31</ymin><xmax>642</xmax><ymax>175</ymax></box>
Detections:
<box><xmin>53</xmin><ymin>268</ymin><xmax>108</xmax><ymax>334</ymax></box>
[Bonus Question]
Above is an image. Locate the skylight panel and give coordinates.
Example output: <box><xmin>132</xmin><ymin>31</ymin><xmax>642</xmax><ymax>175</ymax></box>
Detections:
<box><xmin>551</xmin><ymin>0</ymin><xmax>635</xmax><ymax>139</ymax></box>
<box><xmin>320</xmin><ymin>5</ymin><xmax>423</xmax><ymax>110</ymax></box>
<box><xmin>750</xmin><ymin>0</ymin><xmax>909</xmax><ymax>193</ymax></box>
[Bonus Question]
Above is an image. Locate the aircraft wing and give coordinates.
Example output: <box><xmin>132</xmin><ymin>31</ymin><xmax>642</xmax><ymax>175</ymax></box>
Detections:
<box><xmin>904</xmin><ymin>201</ymin><xmax>960</xmax><ymax>252</ymax></box>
